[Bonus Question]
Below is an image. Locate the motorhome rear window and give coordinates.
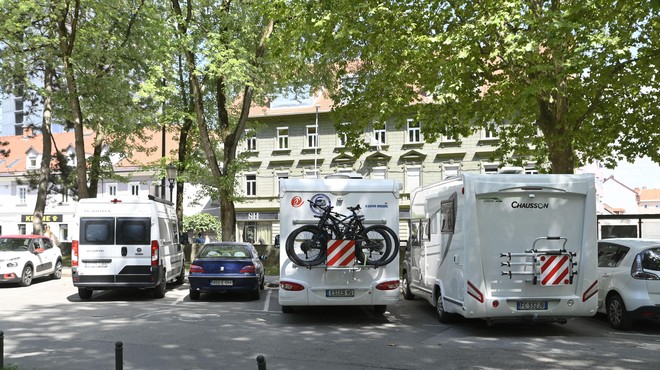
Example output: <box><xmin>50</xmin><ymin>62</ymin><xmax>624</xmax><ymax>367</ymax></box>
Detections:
<box><xmin>117</xmin><ymin>218</ymin><xmax>151</xmax><ymax>245</ymax></box>
<box><xmin>80</xmin><ymin>218</ymin><xmax>115</xmax><ymax>244</ymax></box>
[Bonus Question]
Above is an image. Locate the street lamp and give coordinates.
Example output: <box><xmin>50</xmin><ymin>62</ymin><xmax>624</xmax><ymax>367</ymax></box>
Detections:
<box><xmin>166</xmin><ymin>163</ymin><xmax>177</xmax><ymax>201</ymax></box>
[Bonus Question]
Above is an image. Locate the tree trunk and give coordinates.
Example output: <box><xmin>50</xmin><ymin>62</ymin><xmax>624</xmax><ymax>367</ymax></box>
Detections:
<box><xmin>537</xmin><ymin>95</ymin><xmax>575</xmax><ymax>174</ymax></box>
<box><xmin>32</xmin><ymin>64</ymin><xmax>55</xmax><ymax>235</ymax></box>
<box><xmin>220</xmin><ymin>189</ymin><xmax>236</xmax><ymax>242</ymax></box>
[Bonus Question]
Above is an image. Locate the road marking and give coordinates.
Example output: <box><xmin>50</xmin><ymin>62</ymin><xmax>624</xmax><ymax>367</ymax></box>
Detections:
<box><xmin>263</xmin><ymin>288</ymin><xmax>272</xmax><ymax>311</ymax></box>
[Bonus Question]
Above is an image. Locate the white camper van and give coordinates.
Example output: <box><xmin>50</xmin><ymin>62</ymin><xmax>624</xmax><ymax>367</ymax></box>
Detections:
<box><xmin>279</xmin><ymin>177</ymin><xmax>401</xmax><ymax>313</ymax></box>
<box><xmin>72</xmin><ymin>195</ymin><xmax>186</xmax><ymax>299</ymax></box>
<box><xmin>403</xmin><ymin>172</ymin><xmax>599</xmax><ymax>324</ymax></box>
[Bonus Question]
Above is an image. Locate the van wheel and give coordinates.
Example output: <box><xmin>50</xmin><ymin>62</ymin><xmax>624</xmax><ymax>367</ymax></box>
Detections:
<box><xmin>78</xmin><ymin>288</ymin><xmax>93</xmax><ymax>300</ymax></box>
<box><xmin>51</xmin><ymin>259</ymin><xmax>63</xmax><ymax>280</ymax></box>
<box><xmin>174</xmin><ymin>263</ymin><xmax>186</xmax><ymax>285</ymax></box>
<box><xmin>402</xmin><ymin>272</ymin><xmax>414</xmax><ymax>300</ymax></box>
<box><xmin>19</xmin><ymin>265</ymin><xmax>33</xmax><ymax>287</ymax></box>
<box><xmin>189</xmin><ymin>289</ymin><xmax>200</xmax><ymax>300</ymax></box>
<box><xmin>152</xmin><ymin>270</ymin><xmax>167</xmax><ymax>298</ymax></box>
<box><xmin>374</xmin><ymin>305</ymin><xmax>387</xmax><ymax>314</ymax></box>
<box><xmin>436</xmin><ymin>293</ymin><xmax>455</xmax><ymax>324</ymax></box>
<box><xmin>607</xmin><ymin>294</ymin><xmax>633</xmax><ymax>330</ymax></box>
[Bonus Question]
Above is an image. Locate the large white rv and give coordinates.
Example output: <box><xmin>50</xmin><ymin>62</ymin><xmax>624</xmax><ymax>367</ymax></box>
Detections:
<box><xmin>278</xmin><ymin>177</ymin><xmax>401</xmax><ymax>313</ymax></box>
<box><xmin>404</xmin><ymin>172</ymin><xmax>599</xmax><ymax>324</ymax></box>
<box><xmin>71</xmin><ymin>195</ymin><xmax>186</xmax><ymax>299</ymax></box>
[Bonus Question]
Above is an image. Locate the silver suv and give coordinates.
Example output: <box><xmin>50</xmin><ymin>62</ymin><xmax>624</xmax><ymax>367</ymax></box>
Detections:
<box><xmin>597</xmin><ymin>238</ymin><xmax>660</xmax><ymax>330</ymax></box>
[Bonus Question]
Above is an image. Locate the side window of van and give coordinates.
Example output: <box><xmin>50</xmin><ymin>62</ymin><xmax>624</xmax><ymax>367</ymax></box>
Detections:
<box><xmin>440</xmin><ymin>199</ymin><xmax>455</xmax><ymax>233</ymax></box>
<box><xmin>81</xmin><ymin>218</ymin><xmax>115</xmax><ymax>244</ymax></box>
<box><xmin>117</xmin><ymin>218</ymin><xmax>150</xmax><ymax>244</ymax></box>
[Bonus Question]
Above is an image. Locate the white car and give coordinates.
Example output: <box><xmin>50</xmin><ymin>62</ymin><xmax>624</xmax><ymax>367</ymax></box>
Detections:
<box><xmin>0</xmin><ymin>235</ymin><xmax>63</xmax><ymax>286</ymax></box>
<box><xmin>597</xmin><ymin>238</ymin><xmax>660</xmax><ymax>330</ymax></box>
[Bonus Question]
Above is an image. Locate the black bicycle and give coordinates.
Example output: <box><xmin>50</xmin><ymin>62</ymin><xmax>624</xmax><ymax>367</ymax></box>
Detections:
<box><xmin>285</xmin><ymin>200</ymin><xmax>399</xmax><ymax>267</ymax></box>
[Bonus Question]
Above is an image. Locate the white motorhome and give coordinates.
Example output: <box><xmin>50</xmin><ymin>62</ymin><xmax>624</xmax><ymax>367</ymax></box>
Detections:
<box><xmin>71</xmin><ymin>195</ymin><xmax>186</xmax><ymax>299</ymax></box>
<box><xmin>403</xmin><ymin>172</ymin><xmax>599</xmax><ymax>324</ymax></box>
<box><xmin>278</xmin><ymin>177</ymin><xmax>401</xmax><ymax>313</ymax></box>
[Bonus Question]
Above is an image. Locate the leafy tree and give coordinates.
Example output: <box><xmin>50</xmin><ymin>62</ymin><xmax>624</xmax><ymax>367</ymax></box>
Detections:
<box><xmin>313</xmin><ymin>0</ymin><xmax>659</xmax><ymax>173</ymax></box>
<box><xmin>183</xmin><ymin>213</ymin><xmax>222</xmax><ymax>239</ymax></box>
<box><xmin>165</xmin><ymin>0</ymin><xmax>317</xmax><ymax>241</ymax></box>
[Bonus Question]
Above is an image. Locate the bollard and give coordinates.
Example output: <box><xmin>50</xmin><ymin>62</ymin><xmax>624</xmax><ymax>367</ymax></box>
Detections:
<box><xmin>115</xmin><ymin>341</ymin><xmax>123</xmax><ymax>370</ymax></box>
<box><xmin>1</xmin><ymin>330</ymin><xmax>4</xmax><ymax>369</ymax></box>
<box><xmin>256</xmin><ymin>354</ymin><xmax>266</xmax><ymax>370</ymax></box>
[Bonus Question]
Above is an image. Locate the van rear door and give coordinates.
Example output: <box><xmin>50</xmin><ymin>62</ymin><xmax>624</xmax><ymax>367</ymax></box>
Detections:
<box><xmin>115</xmin><ymin>217</ymin><xmax>152</xmax><ymax>282</ymax></box>
<box><xmin>78</xmin><ymin>217</ymin><xmax>116</xmax><ymax>279</ymax></box>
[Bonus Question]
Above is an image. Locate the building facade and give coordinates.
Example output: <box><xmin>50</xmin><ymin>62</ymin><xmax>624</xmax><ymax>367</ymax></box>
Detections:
<box><xmin>233</xmin><ymin>93</ymin><xmax>539</xmax><ymax>246</ymax></box>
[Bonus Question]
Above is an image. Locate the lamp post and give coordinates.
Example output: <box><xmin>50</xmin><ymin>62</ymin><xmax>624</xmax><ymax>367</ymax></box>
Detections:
<box><xmin>315</xmin><ymin>104</ymin><xmax>320</xmax><ymax>179</ymax></box>
<box><xmin>166</xmin><ymin>163</ymin><xmax>177</xmax><ymax>202</ymax></box>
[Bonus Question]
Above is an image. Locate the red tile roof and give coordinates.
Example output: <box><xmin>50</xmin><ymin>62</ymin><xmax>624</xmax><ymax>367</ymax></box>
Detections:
<box><xmin>638</xmin><ymin>188</ymin><xmax>660</xmax><ymax>202</ymax></box>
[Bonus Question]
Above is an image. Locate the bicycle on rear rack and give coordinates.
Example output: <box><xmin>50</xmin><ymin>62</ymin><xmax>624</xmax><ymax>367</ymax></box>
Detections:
<box><xmin>285</xmin><ymin>200</ymin><xmax>399</xmax><ymax>267</ymax></box>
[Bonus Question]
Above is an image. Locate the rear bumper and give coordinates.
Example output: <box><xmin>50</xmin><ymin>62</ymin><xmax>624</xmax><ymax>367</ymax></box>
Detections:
<box><xmin>72</xmin><ymin>267</ymin><xmax>161</xmax><ymax>289</ymax></box>
<box><xmin>629</xmin><ymin>305</ymin><xmax>660</xmax><ymax>321</ymax></box>
<box><xmin>189</xmin><ymin>274</ymin><xmax>260</xmax><ymax>292</ymax></box>
<box><xmin>278</xmin><ymin>281</ymin><xmax>401</xmax><ymax>306</ymax></box>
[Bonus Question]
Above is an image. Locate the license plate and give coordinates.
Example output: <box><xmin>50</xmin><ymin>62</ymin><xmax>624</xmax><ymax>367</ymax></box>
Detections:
<box><xmin>517</xmin><ymin>301</ymin><xmax>548</xmax><ymax>310</ymax></box>
<box><xmin>326</xmin><ymin>289</ymin><xmax>355</xmax><ymax>297</ymax></box>
<box><xmin>85</xmin><ymin>262</ymin><xmax>108</xmax><ymax>268</ymax></box>
<box><xmin>210</xmin><ymin>280</ymin><xmax>233</xmax><ymax>286</ymax></box>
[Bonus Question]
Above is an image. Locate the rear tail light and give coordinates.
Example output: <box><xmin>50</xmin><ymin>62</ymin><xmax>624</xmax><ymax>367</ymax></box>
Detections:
<box><xmin>72</xmin><ymin>240</ymin><xmax>79</xmax><ymax>267</ymax></box>
<box><xmin>631</xmin><ymin>253</ymin><xmax>660</xmax><ymax>280</ymax></box>
<box><xmin>151</xmin><ymin>240</ymin><xmax>159</xmax><ymax>266</ymax></box>
<box><xmin>280</xmin><ymin>281</ymin><xmax>305</xmax><ymax>291</ymax></box>
<box><xmin>240</xmin><ymin>265</ymin><xmax>256</xmax><ymax>274</ymax></box>
<box><xmin>189</xmin><ymin>264</ymin><xmax>204</xmax><ymax>273</ymax></box>
<box><xmin>376</xmin><ymin>280</ymin><xmax>400</xmax><ymax>290</ymax></box>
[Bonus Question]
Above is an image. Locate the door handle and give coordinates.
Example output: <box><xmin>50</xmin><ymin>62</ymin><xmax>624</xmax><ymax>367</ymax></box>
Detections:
<box><xmin>121</xmin><ymin>246</ymin><xmax>127</xmax><ymax>256</ymax></box>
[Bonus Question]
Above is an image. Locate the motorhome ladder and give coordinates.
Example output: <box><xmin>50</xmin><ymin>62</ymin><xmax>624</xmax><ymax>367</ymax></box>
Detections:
<box><xmin>500</xmin><ymin>237</ymin><xmax>577</xmax><ymax>285</ymax></box>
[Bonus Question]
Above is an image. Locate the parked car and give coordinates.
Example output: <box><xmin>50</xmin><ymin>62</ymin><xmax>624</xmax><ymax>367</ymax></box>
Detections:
<box><xmin>0</xmin><ymin>235</ymin><xmax>63</xmax><ymax>286</ymax></box>
<box><xmin>188</xmin><ymin>242</ymin><xmax>264</xmax><ymax>300</ymax></box>
<box><xmin>597</xmin><ymin>238</ymin><xmax>660</xmax><ymax>330</ymax></box>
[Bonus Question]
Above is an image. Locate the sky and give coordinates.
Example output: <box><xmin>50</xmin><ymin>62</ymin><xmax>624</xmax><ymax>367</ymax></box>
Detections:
<box><xmin>605</xmin><ymin>157</ymin><xmax>660</xmax><ymax>189</ymax></box>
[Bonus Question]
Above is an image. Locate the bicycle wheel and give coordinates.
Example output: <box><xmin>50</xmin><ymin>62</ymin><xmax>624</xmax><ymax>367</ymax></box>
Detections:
<box><xmin>285</xmin><ymin>225</ymin><xmax>328</xmax><ymax>267</ymax></box>
<box><xmin>354</xmin><ymin>226</ymin><xmax>392</xmax><ymax>266</ymax></box>
<box><xmin>372</xmin><ymin>225</ymin><xmax>400</xmax><ymax>266</ymax></box>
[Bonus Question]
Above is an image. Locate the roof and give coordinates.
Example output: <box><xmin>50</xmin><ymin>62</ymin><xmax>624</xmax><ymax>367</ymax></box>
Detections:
<box><xmin>638</xmin><ymin>188</ymin><xmax>660</xmax><ymax>202</ymax></box>
<box><xmin>0</xmin><ymin>235</ymin><xmax>45</xmax><ymax>239</ymax></box>
<box><xmin>0</xmin><ymin>128</ymin><xmax>180</xmax><ymax>174</ymax></box>
<box><xmin>248</xmin><ymin>90</ymin><xmax>334</xmax><ymax>118</ymax></box>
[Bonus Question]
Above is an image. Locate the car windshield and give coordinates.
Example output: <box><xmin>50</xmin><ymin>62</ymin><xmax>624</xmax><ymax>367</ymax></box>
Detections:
<box><xmin>0</xmin><ymin>238</ymin><xmax>30</xmax><ymax>251</ymax></box>
<box><xmin>642</xmin><ymin>247</ymin><xmax>660</xmax><ymax>272</ymax></box>
<box><xmin>198</xmin><ymin>244</ymin><xmax>251</xmax><ymax>258</ymax></box>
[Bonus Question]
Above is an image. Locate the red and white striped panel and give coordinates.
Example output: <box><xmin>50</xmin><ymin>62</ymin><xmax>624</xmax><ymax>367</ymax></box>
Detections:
<box><xmin>540</xmin><ymin>255</ymin><xmax>571</xmax><ymax>286</ymax></box>
<box><xmin>326</xmin><ymin>240</ymin><xmax>356</xmax><ymax>267</ymax></box>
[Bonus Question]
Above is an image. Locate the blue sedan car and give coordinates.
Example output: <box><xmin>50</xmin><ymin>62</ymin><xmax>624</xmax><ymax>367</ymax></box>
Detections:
<box><xmin>188</xmin><ymin>242</ymin><xmax>265</xmax><ymax>300</ymax></box>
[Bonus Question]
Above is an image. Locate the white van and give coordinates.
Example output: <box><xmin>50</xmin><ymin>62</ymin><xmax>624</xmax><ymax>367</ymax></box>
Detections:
<box><xmin>404</xmin><ymin>172</ymin><xmax>599</xmax><ymax>324</ymax></box>
<box><xmin>279</xmin><ymin>177</ymin><xmax>402</xmax><ymax>314</ymax></box>
<box><xmin>71</xmin><ymin>195</ymin><xmax>185</xmax><ymax>299</ymax></box>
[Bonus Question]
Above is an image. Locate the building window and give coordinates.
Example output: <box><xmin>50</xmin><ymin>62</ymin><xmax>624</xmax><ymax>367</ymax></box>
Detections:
<box><xmin>14</xmin><ymin>98</ymin><xmax>23</xmax><ymax>111</ymax></box>
<box><xmin>15</xmin><ymin>112</ymin><xmax>23</xmax><ymax>124</ymax></box>
<box><xmin>275</xmin><ymin>172</ymin><xmax>289</xmax><ymax>196</ymax></box>
<box><xmin>371</xmin><ymin>167</ymin><xmax>386</xmax><ymax>180</ymax></box>
<box><xmin>373</xmin><ymin>122</ymin><xmax>386</xmax><ymax>145</ymax></box>
<box><xmin>245</xmin><ymin>129</ymin><xmax>257</xmax><ymax>151</ymax></box>
<box><xmin>59</xmin><ymin>224</ymin><xmax>69</xmax><ymax>242</ymax></box>
<box><xmin>406</xmin><ymin>165</ymin><xmax>421</xmax><ymax>192</ymax></box>
<box><xmin>304</xmin><ymin>169</ymin><xmax>319</xmax><ymax>179</ymax></box>
<box><xmin>18</xmin><ymin>224</ymin><xmax>26</xmax><ymax>235</ymax></box>
<box><xmin>277</xmin><ymin>127</ymin><xmax>289</xmax><ymax>149</ymax></box>
<box><xmin>337</xmin><ymin>122</ymin><xmax>349</xmax><ymax>147</ymax></box>
<box><xmin>407</xmin><ymin>119</ymin><xmax>422</xmax><ymax>143</ymax></box>
<box><xmin>18</xmin><ymin>186</ymin><xmax>28</xmax><ymax>204</ymax></box>
<box><xmin>443</xmin><ymin>164</ymin><xmax>460</xmax><ymax>179</ymax></box>
<box><xmin>107</xmin><ymin>185</ymin><xmax>117</xmax><ymax>197</ymax></box>
<box><xmin>482</xmin><ymin>124</ymin><xmax>499</xmax><ymax>139</ymax></box>
<box><xmin>26</xmin><ymin>153</ymin><xmax>38</xmax><ymax>169</ymax></box>
<box><xmin>306</xmin><ymin>125</ymin><xmax>318</xmax><ymax>148</ymax></box>
<box><xmin>483</xmin><ymin>163</ymin><xmax>499</xmax><ymax>174</ymax></box>
<box><xmin>130</xmin><ymin>183</ymin><xmax>140</xmax><ymax>196</ymax></box>
<box><xmin>246</xmin><ymin>174</ymin><xmax>257</xmax><ymax>196</ymax></box>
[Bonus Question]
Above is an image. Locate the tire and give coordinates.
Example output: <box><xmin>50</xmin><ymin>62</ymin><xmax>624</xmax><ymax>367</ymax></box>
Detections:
<box><xmin>78</xmin><ymin>288</ymin><xmax>93</xmax><ymax>300</ymax></box>
<box><xmin>259</xmin><ymin>275</ymin><xmax>265</xmax><ymax>290</ymax></box>
<box><xmin>375</xmin><ymin>225</ymin><xmax>400</xmax><ymax>266</ymax></box>
<box><xmin>151</xmin><ymin>270</ymin><xmax>167</xmax><ymax>299</ymax></box>
<box><xmin>402</xmin><ymin>271</ymin><xmax>415</xmax><ymax>300</ymax></box>
<box><xmin>51</xmin><ymin>259</ymin><xmax>63</xmax><ymax>280</ymax></box>
<box><xmin>374</xmin><ymin>305</ymin><xmax>387</xmax><ymax>314</ymax></box>
<box><xmin>19</xmin><ymin>264</ymin><xmax>33</xmax><ymax>287</ymax></box>
<box><xmin>285</xmin><ymin>225</ymin><xmax>328</xmax><ymax>267</ymax></box>
<box><xmin>174</xmin><ymin>262</ymin><xmax>186</xmax><ymax>285</ymax></box>
<box><xmin>354</xmin><ymin>226</ymin><xmax>392</xmax><ymax>266</ymax></box>
<box><xmin>250</xmin><ymin>287</ymin><xmax>260</xmax><ymax>300</ymax></box>
<box><xmin>189</xmin><ymin>289</ymin><xmax>200</xmax><ymax>301</ymax></box>
<box><xmin>607</xmin><ymin>294</ymin><xmax>633</xmax><ymax>330</ymax></box>
<box><xmin>282</xmin><ymin>305</ymin><xmax>294</xmax><ymax>313</ymax></box>
<box><xmin>436</xmin><ymin>292</ymin><xmax>455</xmax><ymax>324</ymax></box>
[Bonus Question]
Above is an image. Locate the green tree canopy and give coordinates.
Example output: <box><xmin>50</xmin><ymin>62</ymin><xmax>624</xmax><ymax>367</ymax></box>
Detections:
<box><xmin>312</xmin><ymin>0</ymin><xmax>659</xmax><ymax>173</ymax></box>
